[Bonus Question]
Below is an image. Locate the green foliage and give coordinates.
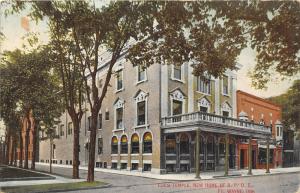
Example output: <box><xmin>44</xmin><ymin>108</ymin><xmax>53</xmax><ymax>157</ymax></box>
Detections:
<box><xmin>268</xmin><ymin>79</ymin><xmax>300</xmax><ymax>130</ymax></box>
<box><xmin>0</xmin><ymin>46</ymin><xmax>63</xmax><ymax>130</ymax></box>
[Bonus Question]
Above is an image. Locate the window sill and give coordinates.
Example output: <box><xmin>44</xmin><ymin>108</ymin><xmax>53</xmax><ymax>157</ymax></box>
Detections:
<box><xmin>196</xmin><ymin>91</ymin><xmax>211</xmax><ymax>96</ymax></box>
<box><xmin>171</xmin><ymin>77</ymin><xmax>185</xmax><ymax>83</ymax></box>
<box><xmin>143</xmin><ymin>153</ymin><xmax>152</xmax><ymax>156</ymax></box>
<box><xmin>111</xmin><ymin>154</ymin><xmax>118</xmax><ymax>156</ymax></box>
<box><xmin>115</xmin><ymin>88</ymin><xmax>124</xmax><ymax>93</ymax></box>
<box><xmin>120</xmin><ymin>153</ymin><xmax>128</xmax><ymax>156</ymax></box>
<box><xmin>131</xmin><ymin>153</ymin><xmax>139</xmax><ymax>156</ymax></box>
<box><xmin>222</xmin><ymin>93</ymin><xmax>230</xmax><ymax>97</ymax></box>
<box><xmin>133</xmin><ymin>124</ymin><xmax>149</xmax><ymax>129</ymax></box>
<box><xmin>136</xmin><ymin>79</ymin><xmax>147</xmax><ymax>85</ymax></box>
<box><xmin>112</xmin><ymin>128</ymin><xmax>125</xmax><ymax>132</ymax></box>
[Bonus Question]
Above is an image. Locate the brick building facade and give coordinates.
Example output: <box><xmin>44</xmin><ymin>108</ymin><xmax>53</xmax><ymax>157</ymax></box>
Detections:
<box><xmin>236</xmin><ymin>90</ymin><xmax>283</xmax><ymax>169</ymax></box>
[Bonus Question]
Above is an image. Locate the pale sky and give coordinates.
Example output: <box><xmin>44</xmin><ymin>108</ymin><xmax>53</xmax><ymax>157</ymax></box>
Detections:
<box><xmin>0</xmin><ymin>3</ymin><xmax>296</xmax><ymax>98</ymax></box>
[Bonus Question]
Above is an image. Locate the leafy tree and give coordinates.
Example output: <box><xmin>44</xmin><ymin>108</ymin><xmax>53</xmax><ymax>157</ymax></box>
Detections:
<box><xmin>0</xmin><ymin>47</ymin><xmax>63</xmax><ymax>169</ymax></box>
<box><xmin>268</xmin><ymin>79</ymin><xmax>300</xmax><ymax>132</ymax></box>
<box><xmin>7</xmin><ymin>0</ymin><xmax>299</xmax><ymax>181</ymax></box>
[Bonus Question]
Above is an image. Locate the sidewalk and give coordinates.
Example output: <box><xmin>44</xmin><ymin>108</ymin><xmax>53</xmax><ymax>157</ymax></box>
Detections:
<box><xmin>0</xmin><ymin>166</ymin><xmax>84</xmax><ymax>187</ymax></box>
<box><xmin>36</xmin><ymin>162</ymin><xmax>300</xmax><ymax>181</ymax></box>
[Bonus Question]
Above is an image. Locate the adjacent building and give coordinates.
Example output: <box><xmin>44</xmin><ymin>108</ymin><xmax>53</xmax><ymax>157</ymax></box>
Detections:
<box><xmin>39</xmin><ymin>56</ymin><xmax>271</xmax><ymax>174</ymax></box>
<box><xmin>236</xmin><ymin>90</ymin><xmax>283</xmax><ymax>169</ymax></box>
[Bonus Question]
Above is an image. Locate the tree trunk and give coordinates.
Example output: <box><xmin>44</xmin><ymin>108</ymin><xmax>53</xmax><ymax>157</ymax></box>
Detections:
<box><xmin>24</xmin><ymin>116</ymin><xmax>31</xmax><ymax>169</ymax></box>
<box><xmin>10</xmin><ymin>136</ymin><xmax>14</xmax><ymax>166</ymax></box>
<box><xmin>50</xmin><ymin>137</ymin><xmax>53</xmax><ymax>173</ymax></box>
<box><xmin>13</xmin><ymin>138</ymin><xmax>17</xmax><ymax>167</ymax></box>
<box><xmin>5</xmin><ymin>134</ymin><xmax>10</xmax><ymax>165</ymax></box>
<box><xmin>72</xmin><ymin>117</ymin><xmax>80</xmax><ymax>179</ymax></box>
<box><xmin>87</xmin><ymin>111</ymin><xmax>98</xmax><ymax>182</ymax></box>
<box><xmin>19</xmin><ymin>129</ymin><xmax>23</xmax><ymax>168</ymax></box>
<box><xmin>31</xmin><ymin>122</ymin><xmax>37</xmax><ymax>170</ymax></box>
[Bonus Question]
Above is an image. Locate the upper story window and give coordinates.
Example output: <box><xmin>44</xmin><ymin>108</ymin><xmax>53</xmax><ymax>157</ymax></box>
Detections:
<box><xmin>198</xmin><ymin>97</ymin><xmax>211</xmax><ymax>113</ymax></box>
<box><xmin>98</xmin><ymin>113</ymin><xmax>102</xmax><ymax>129</ymax></box>
<box><xmin>116</xmin><ymin>70</ymin><xmax>123</xmax><ymax>91</ymax></box>
<box><xmin>98</xmin><ymin>138</ymin><xmax>103</xmax><ymax>154</ymax></box>
<box><xmin>105</xmin><ymin>110</ymin><xmax>109</xmax><ymax>120</ymax></box>
<box><xmin>68</xmin><ymin>122</ymin><xmax>73</xmax><ymax>135</ymax></box>
<box><xmin>114</xmin><ymin>98</ymin><xmax>124</xmax><ymax>130</ymax></box>
<box><xmin>59</xmin><ymin>124</ymin><xmax>64</xmax><ymax>136</ymax></box>
<box><xmin>137</xmin><ymin>66</ymin><xmax>146</xmax><ymax>83</ymax></box>
<box><xmin>88</xmin><ymin>116</ymin><xmax>91</xmax><ymax>131</ymax></box>
<box><xmin>222</xmin><ymin>75</ymin><xmax>229</xmax><ymax>95</ymax></box>
<box><xmin>197</xmin><ymin>77</ymin><xmax>211</xmax><ymax>94</ymax></box>
<box><xmin>137</xmin><ymin>101</ymin><xmax>146</xmax><ymax>125</ymax></box>
<box><xmin>170</xmin><ymin>89</ymin><xmax>185</xmax><ymax>116</ymax></box>
<box><xmin>134</xmin><ymin>90</ymin><xmax>148</xmax><ymax>126</ymax></box>
<box><xmin>171</xmin><ymin>64</ymin><xmax>184</xmax><ymax>82</ymax></box>
<box><xmin>221</xmin><ymin>102</ymin><xmax>232</xmax><ymax>117</ymax></box>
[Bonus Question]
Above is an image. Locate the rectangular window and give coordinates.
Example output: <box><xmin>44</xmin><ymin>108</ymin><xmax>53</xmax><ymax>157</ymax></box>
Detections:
<box><xmin>138</xmin><ymin>66</ymin><xmax>146</xmax><ymax>82</ymax></box>
<box><xmin>98</xmin><ymin>113</ymin><xmax>102</xmax><ymax>129</ymax></box>
<box><xmin>116</xmin><ymin>70</ymin><xmax>123</xmax><ymax>90</ymax></box>
<box><xmin>173</xmin><ymin>65</ymin><xmax>182</xmax><ymax>80</ymax></box>
<box><xmin>105</xmin><ymin>111</ymin><xmax>109</xmax><ymax>120</ymax></box>
<box><xmin>222</xmin><ymin>75</ymin><xmax>229</xmax><ymax>95</ymax></box>
<box><xmin>116</xmin><ymin>107</ymin><xmax>123</xmax><ymax>129</ymax></box>
<box><xmin>98</xmin><ymin>138</ymin><xmax>103</xmax><ymax>154</ymax></box>
<box><xmin>197</xmin><ymin>77</ymin><xmax>211</xmax><ymax>94</ymax></box>
<box><xmin>59</xmin><ymin>124</ymin><xmax>64</xmax><ymax>136</ymax></box>
<box><xmin>68</xmin><ymin>122</ymin><xmax>73</xmax><ymax>135</ymax></box>
<box><xmin>173</xmin><ymin>100</ymin><xmax>183</xmax><ymax>115</ymax></box>
<box><xmin>137</xmin><ymin>101</ymin><xmax>146</xmax><ymax>126</ymax></box>
<box><xmin>222</xmin><ymin>111</ymin><xmax>229</xmax><ymax>117</ymax></box>
<box><xmin>200</xmin><ymin>106</ymin><xmax>208</xmax><ymax>113</ymax></box>
<box><xmin>88</xmin><ymin>116</ymin><xmax>91</xmax><ymax>131</ymax></box>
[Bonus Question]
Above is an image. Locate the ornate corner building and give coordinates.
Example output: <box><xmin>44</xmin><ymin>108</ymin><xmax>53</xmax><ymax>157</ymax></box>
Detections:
<box><xmin>38</xmin><ymin>56</ymin><xmax>274</xmax><ymax>175</ymax></box>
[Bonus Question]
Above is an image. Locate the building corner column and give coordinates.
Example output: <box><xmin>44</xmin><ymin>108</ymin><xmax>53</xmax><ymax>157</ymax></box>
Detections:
<box><xmin>248</xmin><ymin>136</ymin><xmax>253</xmax><ymax>175</ymax></box>
<box><xmin>195</xmin><ymin>129</ymin><xmax>201</xmax><ymax>179</ymax></box>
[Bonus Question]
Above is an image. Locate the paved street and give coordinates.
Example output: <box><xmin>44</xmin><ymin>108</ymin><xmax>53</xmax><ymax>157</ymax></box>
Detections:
<box><xmin>35</xmin><ymin>164</ymin><xmax>300</xmax><ymax>193</ymax></box>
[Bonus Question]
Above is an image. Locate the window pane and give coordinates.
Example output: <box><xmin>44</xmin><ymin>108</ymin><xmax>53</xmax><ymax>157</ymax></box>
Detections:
<box><xmin>197</xmin><ymin>77</ymin><xmax>211</xmax><ymax>94</ymax></box>
<box><xmin>137</xmin><ymin>101</ymin><xmax>146</xmax><ymax>125</ymax></box>
<box><xmin>173</xmin><ymin>100</ymin><xmax>182</xmax><ymax>115</ymax></box>
<box><xmin>200</xmin><ymin>106</ymin><xmax>208</xmax><ymax>113</ymax></box>
<box><xmin>138</xmin><ymin>66</ymin><xmax>146</xmax><ymax>82</ymax></box>
<box><xmin>117</xmin><ymin>71</ymin><xmax>123</xmax><ymax>90</ymax></box>
<box><xmin>116</xmin><ymin>108</ymin><xmax>123</xmax><ymax>129</ymax></box>
<box><xmin>174</xmin><ymin>66</ymin><xmax>181</xmax><ymax>80</ymax></box>
<box><xmin>223</xmin><ymin>76</ymin><xmax>228</xmax><ymax>94</ymax></box>
<box><xmin>98</xmin><ymin>114</ymin><xmax>102</xmax><ymax>129</ymax></box>
<box><xmin>98</xmin><ymin>138</ymin><xmax>103</xmax><ymax>154</ymax></box>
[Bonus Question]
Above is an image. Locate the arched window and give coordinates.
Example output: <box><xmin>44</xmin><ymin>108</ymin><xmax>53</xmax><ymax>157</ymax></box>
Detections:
<box><xmin>143</xmin><ymin>132</ymin><xmax>152</xmax><ymax>153</ymax></box>
<box><xmin>131</xmin><ymin>134</ymin><xmax>139</xmax><ymax>154</ymax></box>
<box><xmin>121</xmin><ymin>135</ymin><xmax>128</xmax><ymax>154</ymax></box>
<box><xmin>180</xmin><ymin>133</ymin><xmax>189</xmax><ymax>154</ymax></box>
<box><xmin>111</xmin><ymin>136</ymin><xmax>118</xmax><ymax>154</ymax></box>
<box><xmin>166</xmin><ymin>134</ymin><xmax>176</xmax><ymax>154</ymax></box>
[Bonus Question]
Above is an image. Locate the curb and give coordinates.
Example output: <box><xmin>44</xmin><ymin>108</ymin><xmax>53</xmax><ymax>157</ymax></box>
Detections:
<box><xmin>15</xmin><ymin>183</ymin><xmax>112</xmax><ymax>193</ymax></box>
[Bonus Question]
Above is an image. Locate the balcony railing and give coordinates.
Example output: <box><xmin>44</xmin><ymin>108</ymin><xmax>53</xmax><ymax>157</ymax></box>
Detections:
<box><xmin>161</xmin><ymin>111</ymin><xmax>271</xmax><ymax>134</ymax></box>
